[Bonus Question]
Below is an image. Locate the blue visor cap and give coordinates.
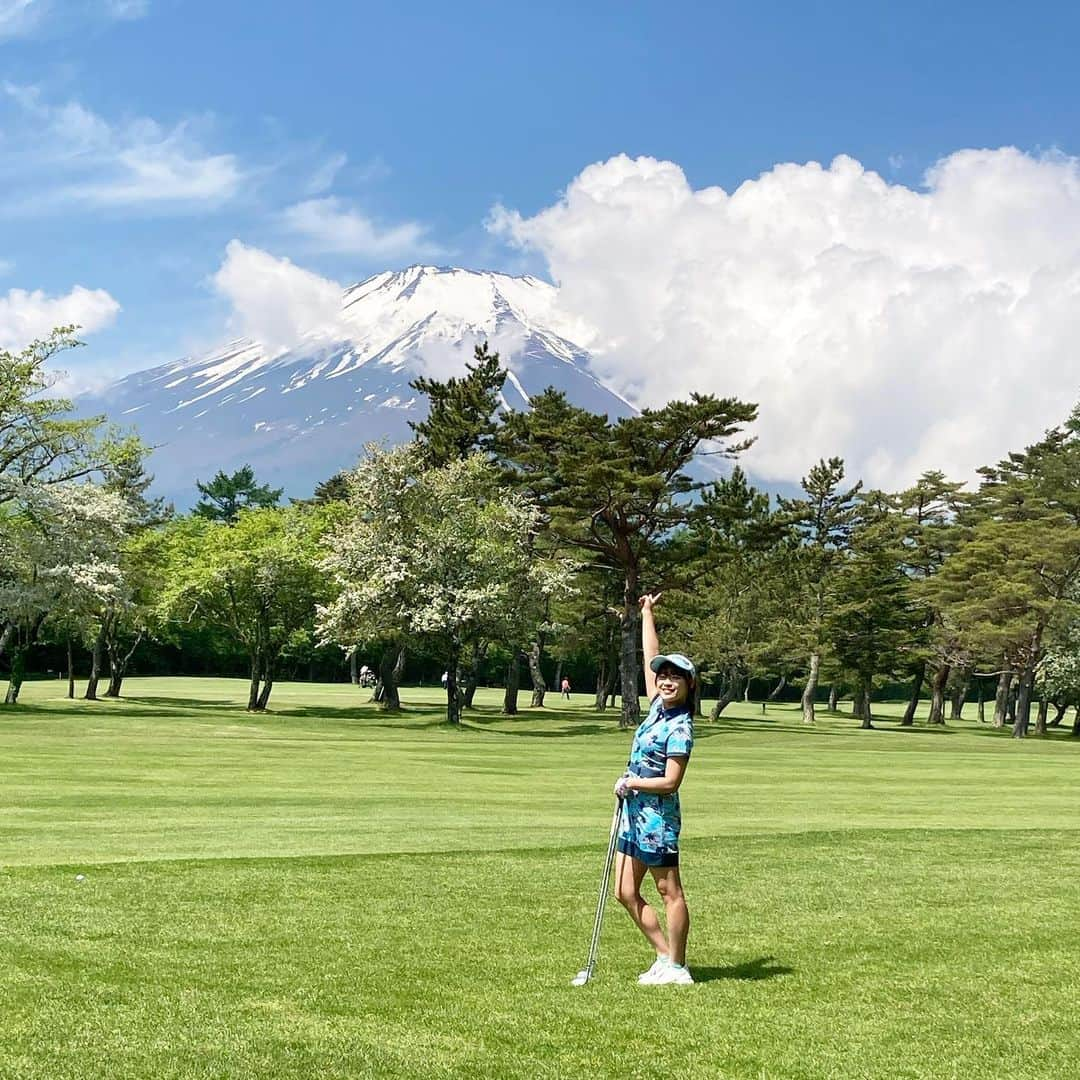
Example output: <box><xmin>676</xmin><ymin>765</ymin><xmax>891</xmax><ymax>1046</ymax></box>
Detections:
<box><xmin>650</xmin><ymin>653</ymin><xmax>697</xmax><ymax>681</ymax></box>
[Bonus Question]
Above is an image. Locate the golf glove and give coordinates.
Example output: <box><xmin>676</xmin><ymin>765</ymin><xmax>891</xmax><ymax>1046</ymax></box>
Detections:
<box><xmin>613</xmin><ymin>775</ymin><xmax>635</xmax><ymax>799</ymax></box>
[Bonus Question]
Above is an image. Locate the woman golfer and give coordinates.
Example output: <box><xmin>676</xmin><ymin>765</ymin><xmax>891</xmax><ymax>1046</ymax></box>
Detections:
<box><xmin>613</xmin><ymin>592</ymin><xmax>695</xmax><ymax>985</ymax></box>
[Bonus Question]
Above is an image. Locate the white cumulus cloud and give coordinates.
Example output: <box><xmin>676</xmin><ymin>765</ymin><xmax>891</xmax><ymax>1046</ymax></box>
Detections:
<box><xmin>211</xmin><ymin>240</ymin><xmax>346</xmax><ymax>356</ymax></box>
<box><xmin>281</xmin><ymin>196</ymin><xmax>441</xmax><ymax>259</ymax></box>
<box><xmin>491</xmin><ymin>149</ymin><xmax>1080</xmax><ymax>489</ymax></box>
<box><xmin>0</xmin><ymin>283</ymin><xmax>120</xmax><ymax>350</ymax></box>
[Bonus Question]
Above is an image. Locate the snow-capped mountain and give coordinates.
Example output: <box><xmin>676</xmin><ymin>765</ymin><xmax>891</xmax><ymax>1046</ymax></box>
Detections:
<box><xmin>78</xmin><ymin>266</ymin><xmax>638</xmax><ymax>507</ymax></box>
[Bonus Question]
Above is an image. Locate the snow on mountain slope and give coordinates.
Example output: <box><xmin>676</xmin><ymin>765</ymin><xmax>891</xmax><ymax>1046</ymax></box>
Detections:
<box><xmin>78</xmin><ymin>266</ymin><xmax>638</xmax><ymax>507</ymax></box>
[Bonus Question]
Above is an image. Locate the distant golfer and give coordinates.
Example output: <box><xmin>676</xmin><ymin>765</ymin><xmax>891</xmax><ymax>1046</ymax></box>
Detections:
<box><xmin>612</xmin><ymin>592</ymin><xmax>695</xmax><ymax>985</ymax></box>
<box><xmin>561</xmin><ymin>676</ymin><xmax>572</xmax><ymax>699</ymax></box>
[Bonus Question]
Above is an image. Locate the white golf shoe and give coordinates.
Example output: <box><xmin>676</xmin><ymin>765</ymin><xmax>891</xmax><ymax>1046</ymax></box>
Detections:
<box><xmin>650</xmin><ymin>962</ymin><xmax>694</xmax><ymax>986</ymax></box>
<box><xmin>637</xmin><ymin>956</ymin><xmax>669</xmax><ymax>984</ymax></box>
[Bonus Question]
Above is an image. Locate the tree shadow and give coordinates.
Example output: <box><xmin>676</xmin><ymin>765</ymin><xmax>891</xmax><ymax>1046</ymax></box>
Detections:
<box><xmin>460</xmin><ymin>719</ymin><xmax>616</xmax><ymax>738</ymax></box>
<box><xmin>122</xmin><ymin>696</ymin><xmax>251</xmax><ymax>710</ymax></box>
<box><xmin>692</xmin><ymin>955</ymin><xmax>795</xmax><ymax>983</ymax></box>
<box><xmin>875</xmin><ymin>723</ymin><xmax>956</xmax><ymax>735</ymax></box>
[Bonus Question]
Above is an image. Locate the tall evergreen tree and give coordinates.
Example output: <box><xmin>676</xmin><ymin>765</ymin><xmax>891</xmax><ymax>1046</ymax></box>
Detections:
<box><xmin>778</xmin><ymin>458</ymin><xmax>862</xmax><ymax>723</ymax></box>
<box><xmin>408</xmin><ymin>341</ymin><xmax>507</xmax><ymax>466</ymax></box>
<box><xmin>895</xmin><ymin>470</ymin><xmax>968</xmax><ymax>725</ymax></box>
<box><xmin>193</xmin><ymin>465</ymin><xmax>283</xmax><ymax>523</ymax></box>
<box><xmin>497</xmin><ymin>389</ymin><xmax>757</xmax><ymax>728</ymax></box>
<box><xmin>931</xmin><ymin>408</ymin><xmax>1080</xmax><ymax>736</ymax></box>
<box><xmin>665</xmin><ymin>467</ymin><xmax>791</xmax><ymax>716</ymax></box>
<box><xmin>827</xmin><ymin>492</ymin><xmax>915</xmax><ymax>729</ymax></box>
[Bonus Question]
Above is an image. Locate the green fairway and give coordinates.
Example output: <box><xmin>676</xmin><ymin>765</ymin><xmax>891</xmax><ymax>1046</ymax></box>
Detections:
<box><xmin>2</xmin><ymin>678</ymin><xmax>1078</xmax><ymax>1078</ymax></box>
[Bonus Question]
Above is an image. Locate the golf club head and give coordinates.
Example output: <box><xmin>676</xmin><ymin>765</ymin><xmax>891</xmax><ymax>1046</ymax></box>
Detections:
<box><xmin>570</xmin><ymin>969</ymin><xmax>591</xmax><ymax>986</ymax></box>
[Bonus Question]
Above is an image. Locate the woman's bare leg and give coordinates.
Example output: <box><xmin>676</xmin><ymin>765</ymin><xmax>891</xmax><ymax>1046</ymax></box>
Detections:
<box><xmin>650</xmin><ymin>865</ymin><xmax>689</xmax><ymax>966</ymax></box>
<box><xmin>613</xmin><ymin>851</ymin><xmax>670</xmax><ymax>956</ymax></box>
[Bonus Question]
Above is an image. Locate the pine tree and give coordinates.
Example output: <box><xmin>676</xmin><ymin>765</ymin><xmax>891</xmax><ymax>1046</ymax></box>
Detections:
<box><xmin>827</xmin><ymin>493</ymin><xmax>915</xmax><ymax>729</ymax></box>
<box><xmin>894</xmin><ymin>470</ymin><xmax>968</xmax><ymax>725</ymax></box>
<box><xmin>193</xmin><ymin>465</ymin><xmax>283</xmax><ymax>523</ymax></box>
<box><xmin>777</xmin><ymin>458</ymin><xmax>862</xmax><ymax>723</ymax></box>
<box><xmin>408</xmin><ymin>341</ymin><xmax>507</xmax><ymax>466</ymax></box>
<box><xmin>664</xmin><ymin>467</ymin><xmax>792</xmax><ymax>716</ymax></box>
<box><xmin>496</xmin><ymin>389</ymin><xmax>757</xmax><ymax>728</ymax></box>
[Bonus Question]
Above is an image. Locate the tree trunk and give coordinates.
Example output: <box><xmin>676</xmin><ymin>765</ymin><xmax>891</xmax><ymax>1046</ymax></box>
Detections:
<box><xmin>977</xmin><ymin>682</ymin><xmax>985</xmax><ymax>723</ymax></box>
<box><xmin>1072</xmin><ymin>705</ymin><xmax>1080</xmax><ymax>737</ymax></box>
<box><xmin>1050</xmin><ymin>702</ymin><xmax>1067</xmax><ymax>728</ymax></box>
<box><xmin>461</xmin><ymin>641</ymin><xmax>483</xmax><ymax>709</ymax></box>
<box><xmin>502</xmin><ymin>652</ymin><xmax>521</xmax><ymax>715</ymax></box>
<box><xmin>766</xmin><ymin>674</ymin><xmax>787</xmax><ymax>702</ymax></box>
<box><xmin>527</xmin><ymin>639</ymin><xmax>547</xmax><ymax>708</ymax></box>
<box><xmin>1012</xmin><ymin>663</ymin><xmax>1034</xmax><ymax>739</ymax></box>
<box><xmin>594</xmin><ymin>658</ymin><xmax>608</xmax><ymax>711</ymax></box>
<box><xmin>0</xmin><ymin>621</ymin><xmax>14</xmax><ymax>660</ymax></box>
<box><xmin>105</xmin><ymin>633</ymin><xmax>141</xmax><ymax>698</ymax></box>
<box><xmin>1013</xmin><ymin>631</ymin><xmax>1042</xmax><ymax>739</ymax></box>
<box><xmin>595</xmin><ymin>650</ymin><xmax>618</xmax><ymax>711</ymax></box>
<box><xmin>4</xmin><ymin>646</ymin><xmax>26</xmax><ymax>704</ymax></box>
<box><xmin>255</xmin><ymin>654</ymin><xmax>275</xmax><ymax>711</ymax></box>
<box><xmin>993</xmin><ymin>672</ymin><xmax>1012</xmax><ymax>729</ymax></box>
<box><xmin>1034</xmin><ymin>697</ymin><xmax>1049</xmax><ymax>736</ymax></box>
<box><xmin>67</xmin><ymin>636</ymin><xmax>75</xmax><ymax>700</ymax></box>
<box><xmin>801</xmin><ymin>651</ymin><xmax>820</xmax><ymax>724</ymax></box>
<box><xmin>349</xmin><ymin>648</ymin><xmax>359</xmax><ymax>685</ymax></box>
<box><xmin>84</xmin><ymin>624</ymin><xmax>106</xmax><ymax>701</ymax></box>
<box><xmin>1006</xmin><ymin>681</ymin><xmax>1018</xmax><ymax>724</ymax></box>
<box><xmin>375</xmin><ymin>644</ymin><xmax>402</xmax><ymax>711</ymax></box>
<box><xmin>858</xmin><ymin>679</ymin><xmax>873</xmax><ymax>730</ymax></box>
<box><xmin>445</xmin><ymin>644</ymin><xmax>461</xmax><ymax>725</ymax></box>
<box><xmin>618</xmin><ymin>575</ymin><xmax>641</xmax><ymax>729</ymax></box>
<box><xmin>949</xmin><ymin>670</ymin><xmax>970</xmax><ymax>720</ymax></box>
<box><xmin>926</xmin><ymin>663</ymin><xmax>950</xmax><ymax>724</ymax></box>
<box><xmin>711</xmin><ymin>674</ymin><xmax>746</xmax><ymax>718</ymax></box>
<box><xmin>901</xmin><ymin>660</ymin><xmax>925</xmax><ymax>726</ymax></box>
<box><xmin>693</xmin><ymin>677</ymin><xmax>703</xmax><ymax>719</ymax></box>
<box><xmin>827</xmin><ymin>684</ymin><xmax>839</xmax><ymax>712</ymax></box>
<box><xmin>246</xmin><ymin>650</ymin><xmax>262</xmax><ymax>711</ymax></box>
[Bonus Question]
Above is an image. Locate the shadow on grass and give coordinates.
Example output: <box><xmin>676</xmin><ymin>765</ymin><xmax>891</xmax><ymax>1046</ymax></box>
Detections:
<box><xmin>876</xmin><ymin>725</ymin><xmax>955</xmax><ymax>735</ymax></box>
<box><xmin>693</xmin><ymin>955</ymin><xmax>795</xmax><ymax>983</ymax></box>
<box><xmin>122</xmin><ymin>696</ymin><xmax>251</xmax><ymax>710</ymax></box>
<box><xmin>461</xmin><ymin>720</ymin><xmax>616</xmax><ymax>738</ymax></box>
<box><xmin>690</xmin><ymin>720</ymin><xmax>854</xmax><ymax>739</ymax></box>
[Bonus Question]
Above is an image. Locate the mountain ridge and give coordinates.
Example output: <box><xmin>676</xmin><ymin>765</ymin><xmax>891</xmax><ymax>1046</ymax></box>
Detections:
<box><xmin>77</xmin><ymin>265</ymin><xmax>638</xmax><ymax>507</ymax></box>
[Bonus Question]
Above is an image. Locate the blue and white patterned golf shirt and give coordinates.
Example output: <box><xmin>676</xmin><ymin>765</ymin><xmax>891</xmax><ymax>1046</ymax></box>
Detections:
<box><xmin>617</xmin><ymin>696</ymin><xmax>694</xmax><ymax>866</ymax></box>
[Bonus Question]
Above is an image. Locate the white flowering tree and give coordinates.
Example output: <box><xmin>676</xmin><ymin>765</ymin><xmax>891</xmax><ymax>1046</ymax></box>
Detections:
<box><xmin>318</xmin><ymin>445</ymin><xmax>572</xmax><ymax>724</ymax></box>
<box><xmin>0</xmin><ymin>481</ymin><xmax>131</xmax><ymax>703</ymax></box>
<box><xmin>0</xmin><ymin>329</ymin><xmax>144</xmax><ymax>664</ymax></box>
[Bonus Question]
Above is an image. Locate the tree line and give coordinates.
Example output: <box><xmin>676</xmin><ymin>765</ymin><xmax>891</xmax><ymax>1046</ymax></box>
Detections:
<box><xmin>2</xmin><ymin>330</ymin><xmax>1079</xmax><ymax>740</ymax></box>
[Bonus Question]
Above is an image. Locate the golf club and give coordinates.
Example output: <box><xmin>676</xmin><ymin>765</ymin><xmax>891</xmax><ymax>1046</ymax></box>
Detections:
<box><xmin>571</xmin><ymin>795</ymin><xmax>624</xmax><ymax>986</ymax></box>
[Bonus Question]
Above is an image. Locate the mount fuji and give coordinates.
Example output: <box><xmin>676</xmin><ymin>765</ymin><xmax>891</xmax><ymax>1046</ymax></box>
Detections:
<box><xmin>77</xmin><ymin>266</ymin><xmax>639</xmax><ymax>507</ymax></box>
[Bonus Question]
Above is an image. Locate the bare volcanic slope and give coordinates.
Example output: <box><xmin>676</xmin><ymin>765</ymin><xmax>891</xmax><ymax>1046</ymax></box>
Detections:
<box><xmin>78</xmin><ymin>266</ymin><xmax>636</xmax><ymax>507</ymax></box>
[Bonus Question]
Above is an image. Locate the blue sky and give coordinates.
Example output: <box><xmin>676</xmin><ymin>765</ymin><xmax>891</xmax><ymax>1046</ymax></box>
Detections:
<box><xmin>2</xmin><ymin>0</ymin><xmax>1079</xmax><ymax>406</ymax></box>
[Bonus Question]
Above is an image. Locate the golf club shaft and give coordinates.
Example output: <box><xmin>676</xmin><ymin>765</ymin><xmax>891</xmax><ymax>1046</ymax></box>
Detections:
<box><xmin>583</xmin><ymin>797</ymin><xmax>623</xmax><ymax>977</ymax></box>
